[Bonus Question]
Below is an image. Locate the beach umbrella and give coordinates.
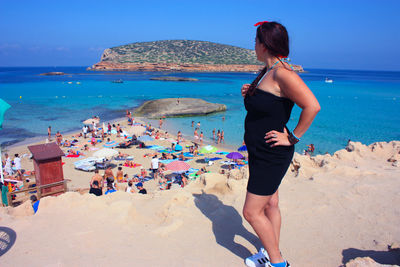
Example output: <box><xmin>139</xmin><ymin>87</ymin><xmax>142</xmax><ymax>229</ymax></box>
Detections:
<box><xmin>138</xmin><ymin>135</ymin><xmax>154</xmax><ymax>142</ymax></box>
<box><xmin>103</xmin><ymin>140</ymin><xmax>118</xmax><ymax>148</ymax></box>
<box><xmin>199</xmin><ymin>145</ymin><xmax>218</xmax><ymax>154</ymax></box>
<box><xmin>226</xmin><ymin>152</ymin><xmax>244</xmax><ymax>159</ymax></box>
<box><xmin>83</xmin><ymin>118</ymin><xmax>99</xmax><ymax>125</ymax></box>
<box><xmin>93</xmin><ymin>148</ymin><xmax>118</xmax><ymax>158</ymax></box>
<box><xmin>174</xmin><ymin>144</ymin><xmax>183</xmax><ymax>151</ymax></box>
<box><xmin>165</xmin><ymin>160</ymin><xmax>191</xmax><ymax>172</ymax></box>
<box><xmin>238</xmin><ymin>145</ymin><xmax>247</xmax><ymax>152</ymax></box>
<box><xmin>127</xmin><ymin>125</ymin><xmax>146</xmax><ymax>136</ymax></box>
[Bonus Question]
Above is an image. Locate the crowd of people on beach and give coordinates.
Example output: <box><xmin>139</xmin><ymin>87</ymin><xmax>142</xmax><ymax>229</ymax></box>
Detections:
<box><xmin>1</xmin><ymin>109</ymin><xmax>320</xmax><ymax>209</ymax></box>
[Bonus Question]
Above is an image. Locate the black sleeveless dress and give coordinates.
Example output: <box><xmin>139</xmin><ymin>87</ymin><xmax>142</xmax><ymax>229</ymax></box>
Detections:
<box><xmin>244</xmin><ymin>88</ymin><xmax>295</xmax><ymax>195</ymax></box>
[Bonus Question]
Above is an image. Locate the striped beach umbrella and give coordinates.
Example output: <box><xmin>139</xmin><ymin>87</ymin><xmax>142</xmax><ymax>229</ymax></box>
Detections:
<box><xmin>165</xmin><ymin>160</ymin><xmax>191</xmax><ymax>172</ymax></box>
<box><xmin>103</xmin><ymin>140</ymin><xmax>118</xmax><ymax>148</ymax></box>
<box><xmin>93</xmin><ymin>148</ymin><xmax>118</xmax><ymax>158</ymax></box>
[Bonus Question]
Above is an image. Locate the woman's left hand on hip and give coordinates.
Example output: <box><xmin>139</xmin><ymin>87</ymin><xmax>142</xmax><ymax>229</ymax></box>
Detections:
<box><xmin>265</xmin><ymin>130</ymin><xmax>291</xmax><ymax>147</ymax></box>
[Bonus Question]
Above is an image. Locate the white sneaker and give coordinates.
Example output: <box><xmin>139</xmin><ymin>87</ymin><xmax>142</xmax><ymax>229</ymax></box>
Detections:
<box><xmin>260</xmin><ymin>247</ymin><xmax>270</xmax><ymax>262</ymax></box>
<box><xmin>245</xmin><ymin>248</ymin><xmax>270</xmax><ymax>267</ymax></box>
<box><xmin>266</xmin><ymin>260</ymin><xmax>290</xmax><ymax>267</ymax></box>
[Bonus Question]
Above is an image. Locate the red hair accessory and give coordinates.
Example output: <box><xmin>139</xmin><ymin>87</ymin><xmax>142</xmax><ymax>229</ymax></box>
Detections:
<box><xmin>254</xmin><ymin>21</ymin><xmax>269</xmax><ymax>27</ymax></box>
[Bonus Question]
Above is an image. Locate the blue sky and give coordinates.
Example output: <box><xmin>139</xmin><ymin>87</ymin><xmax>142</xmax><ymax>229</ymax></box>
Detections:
<box><xmin>0</xmin><ymin>0</ymin><xmax>399</xmax><ymax>70</ymax></box>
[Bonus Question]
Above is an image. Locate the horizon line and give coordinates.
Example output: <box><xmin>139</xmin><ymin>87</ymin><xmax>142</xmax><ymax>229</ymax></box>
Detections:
<box><xmin>0</xmin><ymin>66</ymin><xmax>400</xmax><ymax>73</ymax></box>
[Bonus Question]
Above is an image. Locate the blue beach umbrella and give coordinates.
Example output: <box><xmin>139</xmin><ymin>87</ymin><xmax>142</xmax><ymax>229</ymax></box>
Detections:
<box><xmin>103</xmin><ymin>141</ymin><xmax>117</xmax><ymax>148</ymax></box>
<box><xmin>238</xmin><ymin>145</ymin><xmax>247</xmax><ymax>152</ymax></box>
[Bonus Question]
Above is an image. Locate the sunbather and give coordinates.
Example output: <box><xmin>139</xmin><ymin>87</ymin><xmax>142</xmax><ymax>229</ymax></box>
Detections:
<box><xmin>118</xmin><ymin>140</ymin><xmax>132</xmax><ymax>148</ymax></box>
<box><xmin>196</xmin><ymin>167</ymin><xmax>207</xmax><ymax>176</ymax></box>
<box><xmin>67</xmin><ymin>149</ymin><xmax>82</xmax><ymax>156</ymax></box>
<box><xmin>140</xmin><ymin>167</ymin><xmax>147</xmax><ymax>178</ymax></box>
<box><xmin>178</xmin><ymin>152</ymin><xmax>187</xmax><ymax>161</ymax></box>
<box><xmin>117</xmin><ymin>152</ymin><xmax>129</xmax><ymax>158</ymax></box>
<box><xmin>116</xmin><ymin>167</ymin><xmax>125</xmax><ymax>183</ymax></box>
<box><xmin>63</xmin><ymin>140</ymin><xmax>72</xmax><ymax>147</ymax></box>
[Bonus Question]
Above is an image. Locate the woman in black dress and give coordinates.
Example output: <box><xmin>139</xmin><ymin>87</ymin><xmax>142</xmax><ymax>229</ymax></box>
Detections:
<box><xmin>242</xmin><ymin>21</ymin><xmax>320</xmax><ymax>267</ymax></box>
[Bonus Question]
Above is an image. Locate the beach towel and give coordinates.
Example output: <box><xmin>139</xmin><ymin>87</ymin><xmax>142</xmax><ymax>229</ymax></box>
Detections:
<box><xmin>216</xmin><ymin>151</ymin><xmax>229</xmax><ymax>155</ymax></box>
<box><xmin>158</xmin><ymin>149</ymin><xmax>173</xmax><ymax>153</ymax></box>
<box><xmin>147</xmin><ymin>145</ymin><xmax>164</xmax><ymax>150</ymax></box>
<box><xmin>66</xmin><ymin>154</ymin><xmax>81</xmax><ymax>158</ymax></box>
<box><xmin>159</xmin><ymin>159</ymin><xmax>174</xmax><ymax>164</ymax></box>
<box><xmin>188</xmin><ymin>168</ymin><xmax>199</xmax><ymax>173</ymax></box>
<box><xmin>220</xmin><ymin>160</ymin><xmax>235</xmax><ymax>165</ymax></box>
<box><xmin>208</xmin><ymin>157</ymin><xmax>222</xmax><ymax>161</ymax></box>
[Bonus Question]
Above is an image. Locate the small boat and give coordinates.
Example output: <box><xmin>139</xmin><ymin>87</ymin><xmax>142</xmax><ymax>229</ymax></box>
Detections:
<box><xmin>325</xmin><ymin>78</ymin><xmax>333</xmax><ymax>83</ymax></box>
<box><xmin>67</xmin><ymin>81</ymin><xmax>73</xmax><ymax>84</ymax></box>
<box><xmin>112</xmin><ymin>79</ymin><xmax>123</xmax><ymax>83</ymax></box>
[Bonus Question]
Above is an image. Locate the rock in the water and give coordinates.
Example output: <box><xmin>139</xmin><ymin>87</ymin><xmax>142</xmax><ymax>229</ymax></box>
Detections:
<box><xmin>133</xmin><ymin>98</ymin><xmax>226</xmax><ymax>118</ymax></box>
<box><xmin>150</xmin><ymin>76</ymin><xmax>199</xmax><ymax>82</ymax></box>
<box><xmin>40</xmin><ymin>72</ymin><xmax>65</xmax><ymax>76</ymax></box>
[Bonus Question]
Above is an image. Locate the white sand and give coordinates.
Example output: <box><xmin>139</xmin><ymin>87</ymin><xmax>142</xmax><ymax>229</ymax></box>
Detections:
<box><xmin>1</xmin><ymin>122</ymin><xmax>400</xmax><ymax>266</ymax></box>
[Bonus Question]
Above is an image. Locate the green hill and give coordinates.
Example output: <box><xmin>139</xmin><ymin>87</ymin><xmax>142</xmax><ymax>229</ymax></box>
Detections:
<box><xmin>100</xmin><ymin>40</ymin><xmax>261</xmax><ymax>65</ymax></box>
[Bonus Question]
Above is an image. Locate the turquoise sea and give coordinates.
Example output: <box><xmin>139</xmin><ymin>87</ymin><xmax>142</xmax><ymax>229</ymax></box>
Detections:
<box><xmin>0</xmin><ymin>67</ymin><xmax>399</xmax><ymax>154</ymax></box>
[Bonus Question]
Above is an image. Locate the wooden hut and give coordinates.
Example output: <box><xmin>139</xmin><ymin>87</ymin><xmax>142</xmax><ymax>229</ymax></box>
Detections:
<box><xmin>28</xmin><ymin>142</ymin><xmax>66</xmax><ymax>197</ymax></box>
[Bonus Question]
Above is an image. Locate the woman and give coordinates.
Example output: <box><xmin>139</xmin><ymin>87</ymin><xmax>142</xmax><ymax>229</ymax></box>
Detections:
<box><xmin>242</xmin><ymin>21</ymin><xmax>320</xmax><ymax>267</ymax></box>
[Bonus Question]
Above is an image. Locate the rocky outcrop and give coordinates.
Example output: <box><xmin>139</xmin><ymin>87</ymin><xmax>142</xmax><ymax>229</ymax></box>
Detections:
<box><xmin>150</xmin><ymin>76</ymin><xmax>199</xmax><ymax>82</ymax></box>
<box><xmin>40</xmin><ymin>72</ymin><xmax>65</xmax><ymax>76</ymax></box>
<box><xmin>88</xmin><ymin>61</ymin><xmax>265</xmax><ymax>72</ymax></box>
<box><xmin>133</xmin><ymin>98</ymin><xmax>226</xmax><ymax>118</ymax></box>
<box><xmin>88</xmin><ymin>40</ymin><xmax>304</xmax><ymax>72</ymax></box>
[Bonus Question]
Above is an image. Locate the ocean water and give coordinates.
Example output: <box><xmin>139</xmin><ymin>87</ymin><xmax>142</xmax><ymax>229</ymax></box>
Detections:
<box><xmin>0</xmin><ymin>67</ymin><xmax>399</xmax><ymax>154</ymax></box>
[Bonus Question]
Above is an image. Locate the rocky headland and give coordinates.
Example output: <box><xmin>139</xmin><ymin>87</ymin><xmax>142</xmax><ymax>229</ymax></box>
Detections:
<box><xmin>133</xmin><ymin>98</ymin><xmax>226</xmax><ymax>118</ymax></box>
<box><xmin>87</xmin><ymin>40</ymin><xmax>304</xmax><ymax>72</ymax></box>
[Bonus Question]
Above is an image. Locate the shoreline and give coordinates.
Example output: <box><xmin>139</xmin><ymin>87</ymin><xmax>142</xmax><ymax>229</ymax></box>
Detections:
<box><xmin>3</xmin><ymin>114</ymin><xmax>239</xmax><ymax>153</ymax></box>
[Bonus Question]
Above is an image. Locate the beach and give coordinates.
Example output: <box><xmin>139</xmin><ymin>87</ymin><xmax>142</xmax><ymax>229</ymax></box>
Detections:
<box><xmin>1</xmin><ymin>113</ymin><xmax>400</xmax><ymax>266</ymax></box>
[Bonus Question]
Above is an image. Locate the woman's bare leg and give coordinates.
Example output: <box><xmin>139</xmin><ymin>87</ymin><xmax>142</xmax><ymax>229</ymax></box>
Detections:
<box><xmin>264</xmin><ymin>190</ymin><xmax>281</xmax><ymax>244</ymax></box>
<box><xmin>243</xmin><ymin>191</ymin><xmax>284</xmax><ymax>263</ymax></box>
